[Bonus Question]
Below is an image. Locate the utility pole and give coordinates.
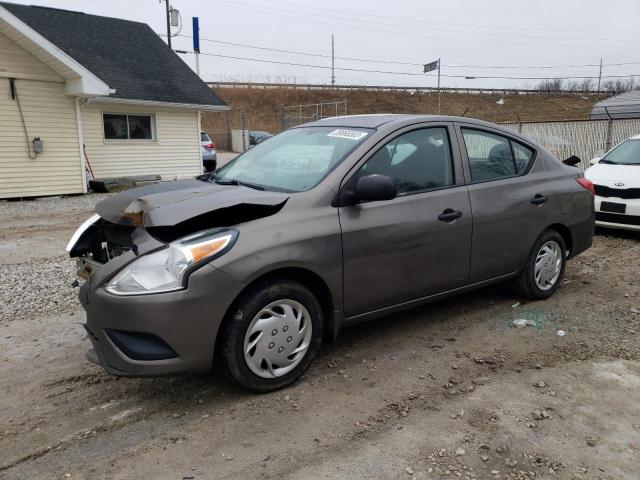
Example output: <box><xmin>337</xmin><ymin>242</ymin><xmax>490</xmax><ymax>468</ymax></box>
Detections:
<box><xmin>163</xmin><ymin>0</ymin><xmax>172</xmax><ymax>49</ymax></box>
<box><xmin>331</xmin><ymin>34</ymin><xmax>335</xmax><ymax>86</ymax></box>
<box><xmin>597</xmin><ymin>58</ymin><xmax>603</xmax><ymax>91</ymax></box>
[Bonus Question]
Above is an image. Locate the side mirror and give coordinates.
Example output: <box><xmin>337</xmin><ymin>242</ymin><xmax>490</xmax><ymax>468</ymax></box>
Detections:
<box><xmin>354</xmin><ymin>174</ymin><xmax>397</xmax><ymax>202</ymax></box>
<box><xmin>562</xmin><ymin>155</ymin><xmax>581</xmax><ymax>167</ymax></box>
<box><xmin>589</xmin><ymin>157</ymin><xmax>600</xmax><ymax>166</ymax></box>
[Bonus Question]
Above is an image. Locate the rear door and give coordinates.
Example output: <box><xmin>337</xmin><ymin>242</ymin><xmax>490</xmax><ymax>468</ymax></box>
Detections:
<box><xmin>339</xmin><ymin>124</ymin><xmax>472</xmax><ymax>317</ymax></box>
<box><xmin>455</xmin><ymin>124</ymin><xmax>549</xmax><ymax>283</ymax></box>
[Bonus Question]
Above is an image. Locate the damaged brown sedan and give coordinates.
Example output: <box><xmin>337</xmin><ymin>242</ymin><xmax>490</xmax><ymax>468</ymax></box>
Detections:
<box><xmin>68</xmin><ymin>115</ymin><xmax>594</xmax><ymax>392</ymax></box>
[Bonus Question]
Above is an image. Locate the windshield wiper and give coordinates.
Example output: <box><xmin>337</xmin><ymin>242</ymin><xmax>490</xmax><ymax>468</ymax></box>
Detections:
<box><xmin>598</xmin><ymin>159</ymin><xmax>618</xmax><ymax>164</ymax></box>
<box><xmin>215</xmin><ymin>178</ymin><xmax>265</xmax><ymax>190</ymax></box>
<box><xmin>197</xmin><ymin>172</ymin><xmax>216</xmax><ymax>182</ymax></box>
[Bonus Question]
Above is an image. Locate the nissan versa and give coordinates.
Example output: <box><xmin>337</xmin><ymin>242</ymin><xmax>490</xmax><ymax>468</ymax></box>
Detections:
<box><xmin>67</xmin><ymin>115</ymin><xmax>595</xmax><ymax>392</ymax></box>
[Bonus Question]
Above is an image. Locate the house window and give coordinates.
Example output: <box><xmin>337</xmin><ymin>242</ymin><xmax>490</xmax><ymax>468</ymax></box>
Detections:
<box><xmin>103</xmin><ymin>113</ymin><xmax>155</xmax><ymax>140</ymax></box>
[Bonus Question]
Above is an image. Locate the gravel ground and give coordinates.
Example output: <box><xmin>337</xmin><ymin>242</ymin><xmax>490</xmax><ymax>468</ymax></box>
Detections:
<box><xmin>0</xmin><ymin>193</ymin><xmax>110</xmax><ymax>216</ymax></box>
<box><xmin>0</xmin><ymin>255</ymin><xmax>79</xmax><ymax>322</ymax></box>
<box><xmin>0</xmin><ymin>194</ymin><xmax>107</xmax><ymax>322</ymax></box>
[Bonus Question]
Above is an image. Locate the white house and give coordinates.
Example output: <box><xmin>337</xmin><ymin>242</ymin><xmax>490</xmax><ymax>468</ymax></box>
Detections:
<box><xmin>0</xmin><ymin>2</ymin><xmax>228</xmax><ymax>199</ymax></box>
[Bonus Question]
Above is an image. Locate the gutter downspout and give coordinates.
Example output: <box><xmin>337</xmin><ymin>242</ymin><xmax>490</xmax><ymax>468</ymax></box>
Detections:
<box><xmin>197</xmin><ymin>110</ymin><xmax>203</xmax><ymax>174</ymax></box>
<box><xmin>75</xmin><ymin>97</ymin><xmax>88</xmax><ymax>194</ymax></box>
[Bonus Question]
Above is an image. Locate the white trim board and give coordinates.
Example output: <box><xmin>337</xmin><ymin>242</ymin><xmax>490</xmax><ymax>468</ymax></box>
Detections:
<box><xmin>0</xmin><ymin>4</ymin><xmax>112</xmax><ymax>96</ymax></box>
<box><xmin>87</xmin><ymin>96</ymin><xmax>230</xmax><ymax>112</ymax></box>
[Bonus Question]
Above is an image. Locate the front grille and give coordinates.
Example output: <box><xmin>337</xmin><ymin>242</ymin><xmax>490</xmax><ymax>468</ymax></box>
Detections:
<box><xmin>596</xmin><ymin>211</ymin><xmax>640</xmax><ymax>226</ymax></box>
<box><xmin>594</xmin><ymin>184</ymin><xmax>640</xmax><ymax>199</ymax></box>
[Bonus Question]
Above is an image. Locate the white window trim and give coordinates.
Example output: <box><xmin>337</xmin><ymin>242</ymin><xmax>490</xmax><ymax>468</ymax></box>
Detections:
<box><xmin>102</xmin><ymin>112</ymin><xmax>157</xmax><ymax>142</ymax></box>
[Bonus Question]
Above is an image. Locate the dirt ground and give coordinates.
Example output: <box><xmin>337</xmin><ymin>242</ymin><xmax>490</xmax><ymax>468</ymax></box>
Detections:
<box><xmin>0</xmin><ymin>195</ymin><xmax>639</xmax><ymax>480</ymax></box>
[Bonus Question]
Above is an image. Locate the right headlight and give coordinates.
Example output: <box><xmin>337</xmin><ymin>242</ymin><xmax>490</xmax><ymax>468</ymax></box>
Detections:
<box><xmin>105</xmin><ymin>229</ymin><xmax>237</xmax><ymax>296</ymax></box>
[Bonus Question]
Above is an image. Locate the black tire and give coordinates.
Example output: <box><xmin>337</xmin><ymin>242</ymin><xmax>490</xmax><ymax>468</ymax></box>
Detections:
<box><xmin>218</xmin><ymin>280</ymin><xmax>323</xmax><ymax>393</ymax></box>
<box><xmin>515</xmin><ymin>229</ymin><xmax>567</xmax><ymax>300</ymax></box>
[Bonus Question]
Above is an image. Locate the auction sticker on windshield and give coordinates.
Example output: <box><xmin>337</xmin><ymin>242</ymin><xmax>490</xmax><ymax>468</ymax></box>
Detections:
<box><xmin>327</xmin><ymin>129</ymin><xmax>369</xmax><ymax>141</ymax></box>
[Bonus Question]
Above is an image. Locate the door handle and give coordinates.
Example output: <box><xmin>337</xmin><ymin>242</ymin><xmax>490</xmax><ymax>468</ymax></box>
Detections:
<box><xmin>438</xmin><ymin>208</ymin><xmax>463</xmax><ymax>222</ymax></box>
<box><xmin>531</xmin><ymin>194</ymin><xmax>548</xmax><ymax>205</ymax></box>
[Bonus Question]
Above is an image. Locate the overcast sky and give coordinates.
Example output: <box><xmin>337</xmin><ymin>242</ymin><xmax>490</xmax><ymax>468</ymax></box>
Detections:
<box><xmin>7</xmin><ymin>0</ymin><xmax>640</xmax><ymax>89</ymax></box>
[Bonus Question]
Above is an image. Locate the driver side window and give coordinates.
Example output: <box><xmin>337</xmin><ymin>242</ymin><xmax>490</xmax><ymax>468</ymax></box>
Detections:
<box><xmin>360</xmin><ymin>127</ymin><xmax>454</xmax><ymax>195</ymax></box>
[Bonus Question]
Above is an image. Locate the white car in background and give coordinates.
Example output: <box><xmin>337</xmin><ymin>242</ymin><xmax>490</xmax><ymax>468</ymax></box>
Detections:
<box><xmin>585</xmin><ymin>134</ymin><xmax>640</xmax><ymax>231</ymax></box>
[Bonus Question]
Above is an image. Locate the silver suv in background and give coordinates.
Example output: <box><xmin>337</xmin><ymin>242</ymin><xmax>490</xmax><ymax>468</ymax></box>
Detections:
<box><xmin>201</xmin><ymin>131</ymin><xmax>217</xmax><ymax>172</ymax></box>
<box><xmin>68</xmin><ymin>115</ymin><xmax>594</xmax><ymax>392</ymax></box>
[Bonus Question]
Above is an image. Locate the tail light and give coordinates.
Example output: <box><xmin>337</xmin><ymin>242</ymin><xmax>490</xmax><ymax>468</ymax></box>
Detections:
<box><xmin>576</xmin><ymin>177</ymin><xmax>595</xmax><ymax>195</ymax></box>
<box><xmin>204</xmin><ymin>142</ymin><xmax>215</xmax><ymax>150</ymax></box>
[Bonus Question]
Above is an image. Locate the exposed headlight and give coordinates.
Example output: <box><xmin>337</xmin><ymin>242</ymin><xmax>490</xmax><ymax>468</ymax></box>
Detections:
<box><xmin>105</xmin><ymin>229</ymin><xmax>237</xmax><ymax>295</ymax></box>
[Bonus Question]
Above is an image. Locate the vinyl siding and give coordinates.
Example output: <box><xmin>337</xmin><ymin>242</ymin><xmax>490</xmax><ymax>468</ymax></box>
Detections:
<box><xmin>81</xmin><ymin>103</ymin><xmax>202</xmax><ymax>180</ymax></box>
<box><xmin>0</xmin><ymin>78</ymin><xmax>83</xmax><ymax>199</ymax></box>
<box><xmin>0</xmin><ymin>18</ymin><xmax>79</xmax><ymax>83</ymax></box>
<box><xmin>0</xmin><ymin>31</ymin><xmax>63</xmax><ymax>81</ymax></box>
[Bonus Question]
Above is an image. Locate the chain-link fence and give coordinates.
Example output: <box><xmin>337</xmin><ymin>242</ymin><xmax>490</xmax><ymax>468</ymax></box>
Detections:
<box><xmin>281</xmin><ymin>100</ymin><xmax>347</xmax><ymax>130</ymax></box>
<box><xmin>502</xmin><ymin>118</ymin><xmax>640</xmax><ymax>169</ymax></box>
<box><xmin>201</xmin><ymin>110</ymin><xmax>281</xmax><ymax>153</ymax></box>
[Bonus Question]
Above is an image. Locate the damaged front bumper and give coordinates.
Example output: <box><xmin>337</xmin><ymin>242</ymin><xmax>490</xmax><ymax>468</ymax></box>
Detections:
<box><xmin>79</xmin><ymin>260</ymin><xmax>242</xmax><ymax>376</ymax></box>
<box><xmin>70</xmin><ymin>222</ymin><xmax>244</xmax><ymax>377</ymax></box>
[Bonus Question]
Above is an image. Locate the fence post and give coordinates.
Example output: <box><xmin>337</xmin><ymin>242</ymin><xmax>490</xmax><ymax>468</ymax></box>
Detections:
<box><xmin>280</xmin><ymin>107</ymin><xmax>285</xmax><ymax>132</ymax></box>
<box><xmin>516</xmin><ymin>113</ymin><xmax>523</xmax><ymax>133</ymax></box>
<box><xmin>604</xmin><ymin>107</ymin><xmax>613</xmax><ymax>152</ymax></box>
<box><xmin>225</xmin><ymin>111</ymin><xmax>231</xmax><ymax>152</ymax></box>
<box><xmin>240</xmin><ymin>111</ymin><xmax>248</xmax><ymax>152</ymax></box>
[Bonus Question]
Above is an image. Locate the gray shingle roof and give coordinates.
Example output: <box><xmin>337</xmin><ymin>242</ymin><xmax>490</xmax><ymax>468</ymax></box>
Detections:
<box><xmin>1</xmin><ymin>2</ymin><xmax>226</xmax><ymax>107</ymax></box>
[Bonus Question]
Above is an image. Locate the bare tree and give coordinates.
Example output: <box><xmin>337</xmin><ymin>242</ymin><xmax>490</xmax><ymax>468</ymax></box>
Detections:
<box><xmin>535</xmin><ymin>78</ymin><xmax>564</xmax><ymax>92</ymax></box>
<box><xmin>600</xmin><ymin>77</ymin><xmax>637</xmax><ymax>93</ymax></box>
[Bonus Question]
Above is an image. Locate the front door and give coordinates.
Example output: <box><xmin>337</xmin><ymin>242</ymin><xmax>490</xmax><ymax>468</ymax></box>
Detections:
<box><xmin>339</xmin><ymin>125</ymin><xmax>472</xmax><ymax>318</ymax></box>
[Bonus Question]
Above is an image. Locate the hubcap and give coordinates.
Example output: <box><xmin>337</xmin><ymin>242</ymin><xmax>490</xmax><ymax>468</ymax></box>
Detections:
<box><xmin>534</xmin><ymin>240</ymin><xmax>563</xmax><ymax>291</ymax></box>
<box><xmin>243</xmin><ymin>299</ymin><xmax>313</xmax><ymax>379</ymax></box>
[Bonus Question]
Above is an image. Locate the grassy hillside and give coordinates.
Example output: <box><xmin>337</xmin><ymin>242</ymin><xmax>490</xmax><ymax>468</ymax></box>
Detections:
<box><xmin>202</xmin><ymin>86</ymin><xmax>610</xmax><ymax>136</ymax></box>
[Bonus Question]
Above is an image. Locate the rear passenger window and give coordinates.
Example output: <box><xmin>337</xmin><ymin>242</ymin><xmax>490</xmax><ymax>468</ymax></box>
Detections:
<box><xmin>461</xmin><ymin>129</ymin><xmax>515</xmax><ymax>182</ymax></box>
<box><xmin>512</xmin><ymin>141</ymin><xmax>534</xmax><ymax>173</ymax></box>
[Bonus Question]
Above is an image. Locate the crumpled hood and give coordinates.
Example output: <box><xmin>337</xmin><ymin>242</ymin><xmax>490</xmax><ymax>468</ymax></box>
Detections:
<box><xmin>96</xmin><ymin>179</ymin><xmax>290</xmax><ymax>227</ymax></box>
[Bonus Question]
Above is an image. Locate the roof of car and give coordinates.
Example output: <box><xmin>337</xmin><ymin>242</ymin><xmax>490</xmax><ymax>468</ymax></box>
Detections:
<box><xmin>303</xmin><ymin>114</ymin><xmax>506</xmax><ymax>130</ymax></box>
<box><xmin>0</xmin><ymin>2</ymin><xmax>226</xmax><ymax>107</ymax></box>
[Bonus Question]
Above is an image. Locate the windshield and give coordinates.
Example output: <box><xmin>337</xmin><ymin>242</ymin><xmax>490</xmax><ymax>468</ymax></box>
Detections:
<box><xmin>215</xmin><ymin>126</ymin><xmax>373</xmax><ymax>192</ymax></box>
<box><xmin>602</xmin><ymin>139</ymin><xmax>640</xmax><ymax>165</ymax></box>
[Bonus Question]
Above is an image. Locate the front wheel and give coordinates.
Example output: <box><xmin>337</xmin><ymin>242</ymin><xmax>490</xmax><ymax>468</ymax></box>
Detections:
<box><xmin>515</xmin><ymin>229</ymin><xmax>567</xmax><ymax>300</ymax></box>
<box><xmin>218</xmin><ymin>280</ymin><xmax>323</xmax><ymax>392</ymax></box>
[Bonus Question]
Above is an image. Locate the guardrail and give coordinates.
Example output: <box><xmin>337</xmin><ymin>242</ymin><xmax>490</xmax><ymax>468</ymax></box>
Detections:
<box><xmin>207</xmin><ymin>81</ymin><xmax>614</xmax><ymax>96</ymax></box>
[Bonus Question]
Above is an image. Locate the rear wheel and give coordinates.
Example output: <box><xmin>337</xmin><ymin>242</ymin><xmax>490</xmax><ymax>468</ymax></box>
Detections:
<box><xmin>219</xmin><ymin>280</ymin><xmax>323</xmax><ymax>392</ymax></box>
<box><xmin>515</xmin><ymin>229</ymin><xmax>566</xmax><ymax>300</ymax></box>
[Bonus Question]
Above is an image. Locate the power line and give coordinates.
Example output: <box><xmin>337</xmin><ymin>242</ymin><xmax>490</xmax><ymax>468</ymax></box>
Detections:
<box><xmin>193</xmin><ymin>0</ymin><xmax>635</xmax><ymax>44</ymax></box>
<box><xmin>195</xmin><ymin>51</ymin><xmax>427</xmax><ymax>76</ymax></box>
<box><xmin>445</xmin><ymin>61</ymin><xmax>640</xmax><ymax>70</ymax></box>
<box><xmin>195</xmin><ymin>0</ymin><xmax>635</xmax><ymax>49</ymax></box>
<box><xmin>174</xmin><ymin>35</ymin><xmax>421</xmax><ymax>66</ymax></box>
<box><xmin>242</xmin><ymin>0</ymin><xmax>638</xmax><ymax>37</ymax></box>
<box><xmin>187</xmin><ymin>50</ymin><xmax>640</xmax><ymax>80</ymax></box>
<box><xmin>173</xmin><ymin>35</ymin><xmax>640</xmax><ymax>71</ymax></box>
